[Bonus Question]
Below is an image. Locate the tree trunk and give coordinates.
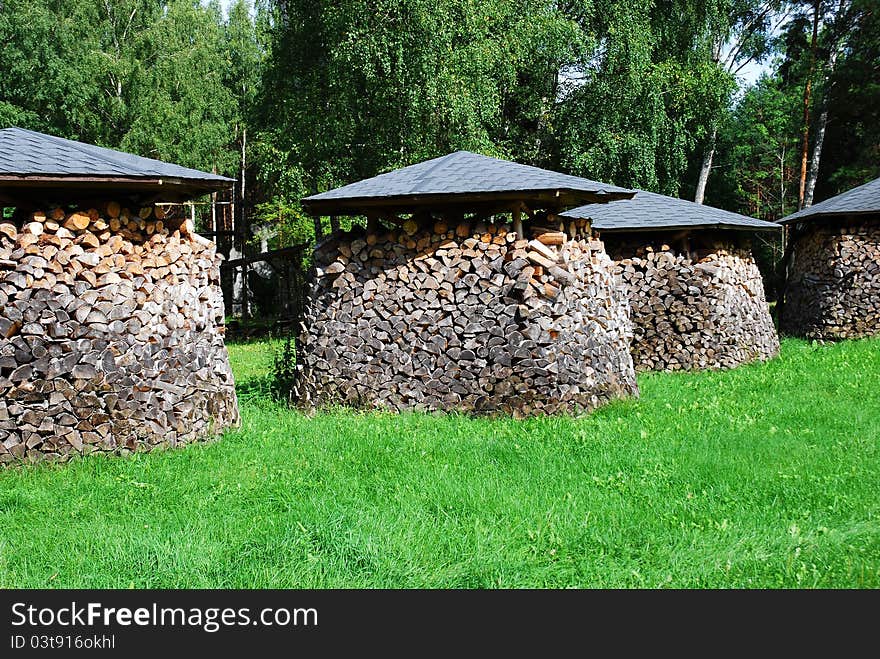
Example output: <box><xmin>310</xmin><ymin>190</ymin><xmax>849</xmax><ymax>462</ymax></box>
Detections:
<box><xmin>803</xmin><ymin>99</ymin><xmax>829</xmax><ymax>210</ymax></box>
<box><xmin>804</xmin><ymin>41</ymin><xmax>841</xmax><ymax>208</ymax></box>
<box><xmin>236</xmin><ymin>127</ymin><xmax>248</xmax><ymax>256</ymax></box>
<box><xmin>694</xmin><ymin>127</ymin><xmax>717</xmax><ymax>204</ymax></box>
<box><xmin>240</xmin><ymin>127</ymin><xmax>247</xmax><ymax>208</ymax></box>
<box><xmin>798</xmin><ymin>0</ymin><xmax>822</xmax><ymax>211</ymax></box>
<box><xmin>779</xmin><ymin>144</ymin><xmax>786</xmax><ymax>217</ymax></box>
<box><xmin>239</xmin><ymin>127</ymin><xmax>249</xmax><ymax>319</ymax></box>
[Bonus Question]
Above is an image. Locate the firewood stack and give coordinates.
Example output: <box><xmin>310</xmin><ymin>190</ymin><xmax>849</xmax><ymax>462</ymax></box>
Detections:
<box><xmin>781</xmin><ymin>218</ymin><xmax>880</xmax><ymax>339</ymax></box>
<box><xmin>295</xmin><ymin>216</ymin><xmax>638</xmax><ymax>416</ymax></box>
<box><xmin>0</xmin><ymin>203</ymin><xmax>239</xmax><ymax>464</ymax></box>
<box><xmin>608</xmin><ymin>238</ymin><xmax>779</xmax><ymax>372</ymax></box>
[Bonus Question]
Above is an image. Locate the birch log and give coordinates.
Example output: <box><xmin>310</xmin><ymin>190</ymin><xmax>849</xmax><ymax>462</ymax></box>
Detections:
<box><xmin>0</xmin><ymin>203</ymin><xmax>240</xmax><ymax>465</ymax></box>
<box><xmin>781</xmin><ymin>218</ymin><xmax>880</xmax><ymax>340</ymax></box>
<box><xmin>295</xmin><ymin>217</ymin><xmax>638</xmax><ymax>417</ymax></box>
<box><xmin>607</xmin><ymin>236</ymin><xmax>779</xmax><ymax>372</ymax></box>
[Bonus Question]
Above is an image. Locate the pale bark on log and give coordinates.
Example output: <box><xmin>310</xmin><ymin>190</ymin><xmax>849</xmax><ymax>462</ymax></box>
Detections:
<box><xmin>0</xmin><ymin>202</ymin><xmax>240</xmax><ymax>465</ymax></box>
<box><xmin>607</xmin><ymin>236</ymin><xmax>779</xmax><ymax>372</ymax></box>
<box><xmin>296</xmin><ymin>216</ymin><xmax>638</xmax><ymax>417</ymax></box>
<box><xmin>781</xmin><ymin>218</ymin><xmax>880</xmax><ymax>339</ymax></box>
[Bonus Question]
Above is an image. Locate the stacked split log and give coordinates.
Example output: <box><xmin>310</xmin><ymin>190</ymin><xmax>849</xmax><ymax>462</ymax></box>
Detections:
<box><xmin>295</xmin><ymin>216</ymin><xmax>638</xmax><ymax>417</ymax></box>
<box><xmin>608</xmin><ymin>237</ymin><xmax>779</xmax><ymax>372</ymax></box>
<box><xmin>781</xmin><ymin>218</ymin><xmax>880</xmax><ymax>339</ymax></box>
<box><xmin>0</xmin><ymin>203</ymin><xmax>239</xmax><ymax>464</ymax></box>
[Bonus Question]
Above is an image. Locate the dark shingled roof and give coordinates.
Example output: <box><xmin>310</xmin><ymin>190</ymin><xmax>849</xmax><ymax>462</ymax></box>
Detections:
<box><xmin>0</xmin><ymin>127</ymin><xmax>233</xmax><ymax>202</ymax></box>
<box><xmin>779</xmin><ymin>176</ymin><xmax>880</xmax><ymax>224</ymax></box>
<box><xmin>302</xmin><ymin>151</ymin><xmax>634</xmax><ymax>215</ymax></box>
<box><xmin>561</xmin><ymin>189</ymin><xmax>780</xmax><ymax>232</ymax></box>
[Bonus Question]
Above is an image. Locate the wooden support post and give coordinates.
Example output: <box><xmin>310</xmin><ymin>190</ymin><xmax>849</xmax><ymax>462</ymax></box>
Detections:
<box><xmin>211</xmin><ymin>191</ymin><xmax>217</xmax><ymax>236</ymax></box>
<box><xmin>512</xmin><ymin>205</ymin><xmax>523</xmax><ymax>240</ymax></box>
<box><xmin>313</xmin><ymin>215</ymin><xmax>324</xmax><ymax>241</ymax></box>
<box><xmin>211</xmin><ymin>165</ymin><xmax>218</xmax><ymax>237</ymax></box>
<box><xmin>241</xmin><ymin>262</ymin><xmax>250</xmax><ymax>320</ymax></box>
<box><xmin>330</xmin><ymin>215</ymin><xmax>340</xmax><ymax>233</ymax></box>
<box><xmin>230</xmin><ymin>200</ymin><xmax>235</xmax><ymax>241</ymax></box>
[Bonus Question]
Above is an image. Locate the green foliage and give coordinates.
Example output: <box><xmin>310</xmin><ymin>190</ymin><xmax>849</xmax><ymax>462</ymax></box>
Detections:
<box><xmin>269</xmin><ymin>334</ymin><xmax>297</xmax><ymax>405</ymax></box>
<box><xmin>120</xmin><ymin>1</ymin><xmax>239</xmax><ymax>172</ymax></box>
<box><xmin>250</xmin><ymin>0</ymin><xmax>589</xmax><ymax>249</ymax></box>
<box><xmin>819</xmin><ymin>0</ymin><xmax>880</xmax><ymax>193</ymax></box>
<box><xmin>251</xmin><ymin>199</ymin><xmax>315</xmax><ymax>250</ymax></box>
<box><xmin>0</xmin><ymin>0</ymin><xmax>254</xmax><ymax>174</ymax></box>
<box><xmin>255</xmin><ymin>0</ymin><xmax>582</xmax><ymax>193</ymax></box>
<box><xmin>2</xmin><ymin>0</ymin><xmax>876</xmax><ymax>255</ymax></box>
<box><xmin>708</xmin><ymin>0</ymin><xmax>878</xmax><ymax>216</ymax></box>
<box><xmin>224</xmin><ymin>0</ymin><xmax>266</xmax><ymax>120</ymax></box>
<box><xmin>252</xmin><ymin>0</ymin><xmax>761</xmax><ymax>218</ymax></box>
<box><xmin>554</xmin><ymin>1</ymin><xmax>738</xmax><ymax>193</ymax></box>
<box><xmin>250</xmin><ymin>197</ymin><xmax>362</xmax><ymax>252</ymax></box>
<box><xmin>0</xmin><ymin>100</ymin><xmax>36</xmax><ymax>129</ymax></box>
<box><xmin>711</xmin><ymin>76</ymin><xmax>802</xmax><ymax>220</ymax></box>
<box><xmin>0</xmin><ymin>337</ymin><xmax>878</xmax><ymax>587</ymax></box>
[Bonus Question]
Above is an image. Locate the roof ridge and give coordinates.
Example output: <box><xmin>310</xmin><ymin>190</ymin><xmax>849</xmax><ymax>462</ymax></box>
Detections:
<box><xmin>409</xmin><ymin>151</ymin><xmax>466</xmax><ymax>189</ymax></box>
<box><xmin>560</xmin><ymin>188</ymin><xmax>780</xmax><ymax>230</ymax></box>
<box><xmin>808</xmin><ymin>176</ymin><xmax>878</xmax><ymax>210</ymax></box>
<box><xmin>781</xmin><ymin>175</ymin><xmax>880</xmax><ymax>222</ymax></box>
<box><xmin>17</xmin><ymin>128</ymin><xmax>158</xmax><ymax>175</ymax></box>
<box><xmin>301</xmin><ymin>150</ymin><xmax>635</xmax><ymax>214</ymax></box>
<box><xmin>1</xmin><ymin>127</ymin><xmax>232</xmax><ymax>182</ymax></box>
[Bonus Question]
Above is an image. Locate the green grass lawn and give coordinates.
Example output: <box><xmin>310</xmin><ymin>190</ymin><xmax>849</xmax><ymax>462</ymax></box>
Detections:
<box><xmin>1</xmin><ymin>338</ymin><xmax>878</xmax><ymax>588</ymax></box>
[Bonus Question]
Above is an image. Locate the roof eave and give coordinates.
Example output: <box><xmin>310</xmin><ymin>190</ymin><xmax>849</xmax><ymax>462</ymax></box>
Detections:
<box><xmin>0</xmin><ymin>173</ymin><xmax>233</xmax><ymax>186</ymax></box>
<box><xmin>594</xmin><ymin>222</ymin><xmax>781</xmax><ymax>233</ymax></box>
<box><xmin>778</xmin><ymin>209</ymin><xmax>880</xmax><ymax>224</ymax></box>
<box><xmin>301</xmin><ymin>188</ymin><xmax>635</xmax><ymax>216</ymax></box>
<box><xmin>0</xmin><ymin>174</ymin><xmax>233</xmax><ymax>203</ymax></box>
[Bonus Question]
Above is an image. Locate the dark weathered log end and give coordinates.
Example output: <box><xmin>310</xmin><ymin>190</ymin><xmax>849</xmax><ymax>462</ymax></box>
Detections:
<box><xmin>294</xmin><ymin>216</ymin><xmax>639</xmax><ymax>417</ymax></box>
<box><xmin>0</xmin><ymin>202</ymin><xmax>239</xmax><ymax>466</ymax></box>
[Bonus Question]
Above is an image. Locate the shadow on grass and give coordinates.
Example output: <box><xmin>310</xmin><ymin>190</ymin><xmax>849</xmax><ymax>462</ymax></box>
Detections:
<box><xmin>235</xmin><ymin>375</ymin><xmax>274</xmax><ymax>404</ymax></box>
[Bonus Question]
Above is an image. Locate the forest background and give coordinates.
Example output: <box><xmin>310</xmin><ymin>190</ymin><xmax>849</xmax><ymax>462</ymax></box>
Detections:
<box><xmin>1</xmin><ymin>0</ymin><xmax>877</xmax><ymax>281</ymax></box>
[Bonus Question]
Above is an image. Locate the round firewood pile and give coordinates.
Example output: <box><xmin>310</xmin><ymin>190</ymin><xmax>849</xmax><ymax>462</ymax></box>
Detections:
<box><xmin>781</xmin><ymin>218</ymin><xmax>880</xmax><ymax>340</ymax></box>
<box><xmin>0</xmin><ymin>203</ymin><xmax>239</xmax><ymax>464</ymax></box>
<box><xmin>607</xmin><ymin>237</ymin><xmax>779</xmax><ymax>372</ymax></box>
<box><xmin>296</xmin><ymin>216</ymin><xmax>639</xmax><ymax>416</ymax></box>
